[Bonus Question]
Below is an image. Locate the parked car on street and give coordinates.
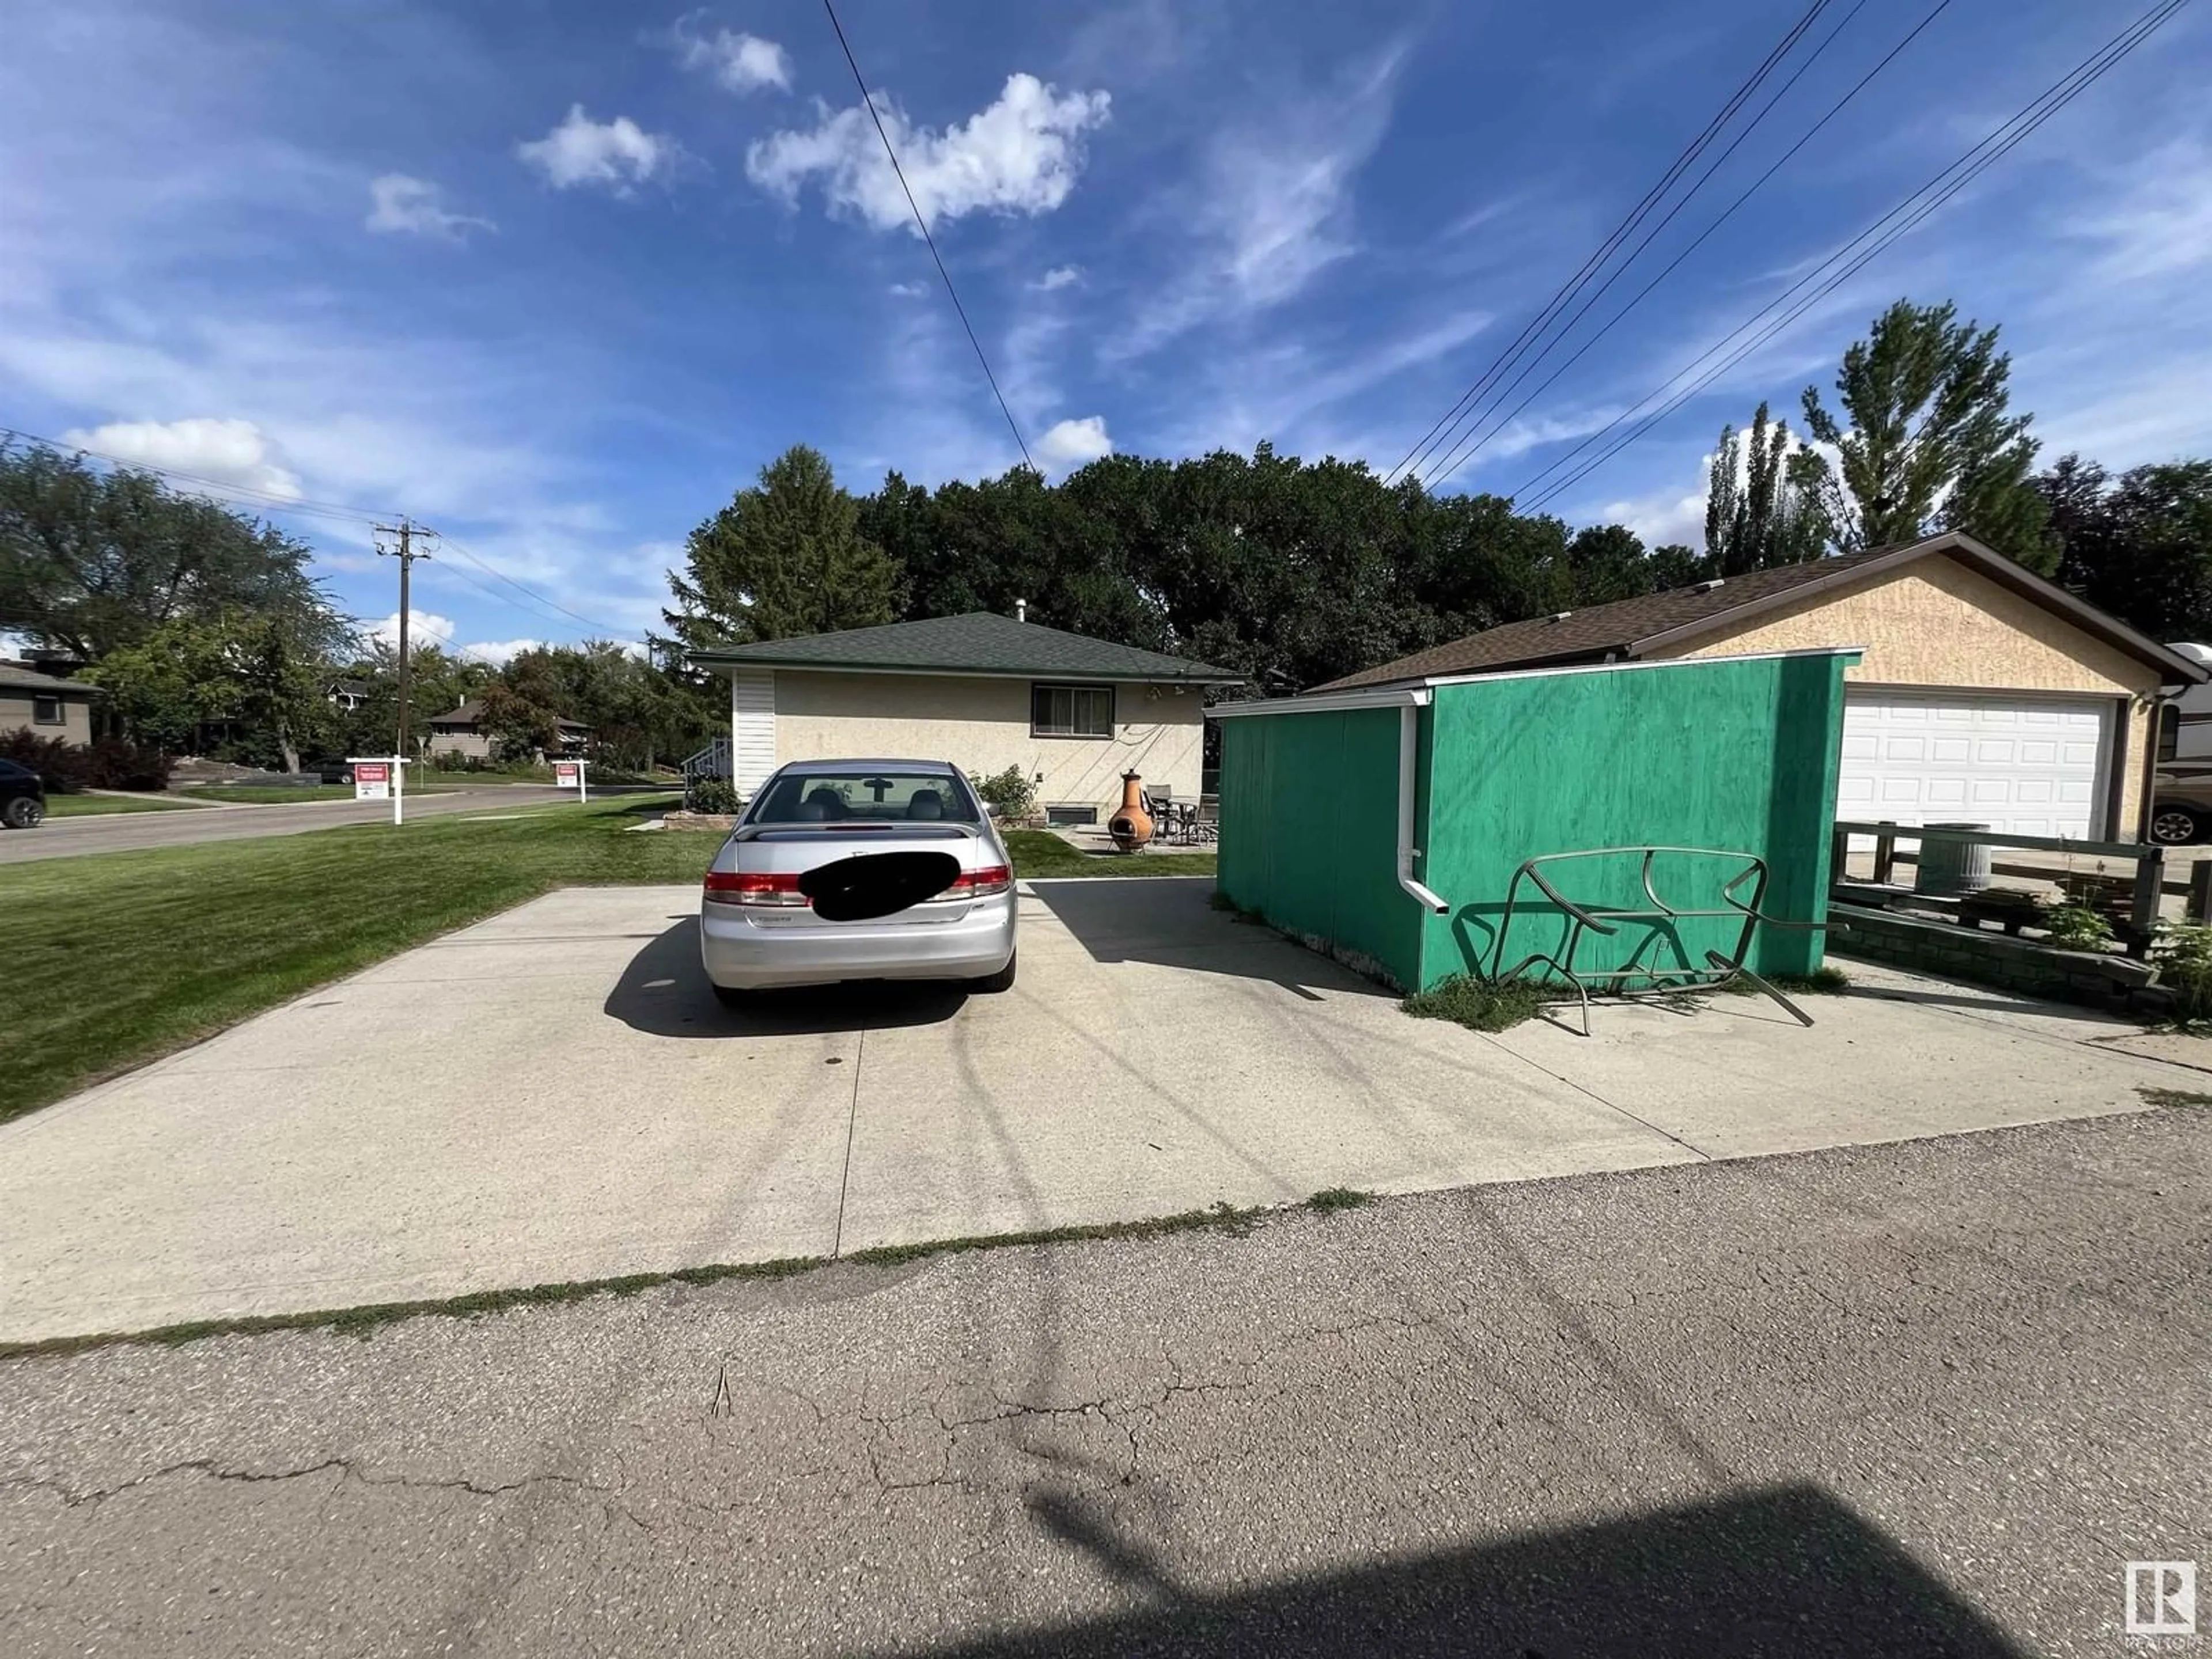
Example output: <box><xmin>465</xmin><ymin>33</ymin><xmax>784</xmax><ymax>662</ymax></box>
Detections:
<box><xmin>699</xmin><ymin>759</ymin><xmax>1017</xmax><ymax>1002</ymax></box>
<box><xmin>0</xmin><ymin>757</ymin><xmax>48</xmax><ymax>828</ymax></box>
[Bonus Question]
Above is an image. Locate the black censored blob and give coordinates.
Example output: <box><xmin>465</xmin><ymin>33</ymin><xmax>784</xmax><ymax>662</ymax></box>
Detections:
<box><xmin>798</xmin><ymin>851</ymin><xmax>963</xmax><ymax>922</ymax></box>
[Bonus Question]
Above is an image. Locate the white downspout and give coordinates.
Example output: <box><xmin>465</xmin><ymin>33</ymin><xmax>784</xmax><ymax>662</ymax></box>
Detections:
<box><xmin>1398</xmin><ymin>699</ymin><xmax>1448</xmax><ymax>914</ymax></box>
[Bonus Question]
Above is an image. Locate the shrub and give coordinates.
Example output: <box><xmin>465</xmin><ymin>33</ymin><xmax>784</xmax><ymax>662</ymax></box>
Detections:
<box><xmin>971</xmin><ymin>764</ymin><xmax>1037</xmax><ymax>823</ymax></box>
<box><xmin>1401</xmin><ymin>973</ymin><xmax>1550</xmax><ymax>1032</ymax></box>
<box><xmin>2043</xmin><ymin>904</ymin><xmax>2115</xmax><ymax>951</ymax></box>
<box><xmin>687</xmin><ymin>778</ymin><xmax>740</xmax><ymax>815</ymax></box>
<box><xmin>0</xmin><ymin>731</ymin><xmax>169</xmax><ymax>792</ymax></box>
<box><xmin>2155</xmin><ymin>923</ymin><xmax>2212</xmax><ymax>1023</ymax></box>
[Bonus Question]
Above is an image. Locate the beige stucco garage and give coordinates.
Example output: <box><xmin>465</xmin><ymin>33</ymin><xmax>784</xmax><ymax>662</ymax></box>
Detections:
<box><xmin>691</xmin><ymin>611</ymin><xmax>1241</xmax><ymax>824</ymax></box>
<box><xmin>1319</xmin><ymin>532</ymin><xmax>2207</xmax><ymax>842</ymax></box>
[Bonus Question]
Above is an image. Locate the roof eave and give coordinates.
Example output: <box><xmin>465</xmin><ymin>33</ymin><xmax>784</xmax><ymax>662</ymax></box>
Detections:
<box><xmin>685</xmin><ymin>653</ymin><xmax>1241</xmax><ymax>684</ymax></box>
<box><xmin>1633</xmin><ymin>532</ymin><xmax>2210</xmax><ymax>684</ymax></box>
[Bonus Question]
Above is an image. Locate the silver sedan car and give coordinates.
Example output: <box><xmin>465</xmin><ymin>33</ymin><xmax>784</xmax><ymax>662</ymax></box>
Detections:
<box><xmin>699</xmin><ymin>759</ymin><xmax>1018</xmax><ymax>1002</ymax></box>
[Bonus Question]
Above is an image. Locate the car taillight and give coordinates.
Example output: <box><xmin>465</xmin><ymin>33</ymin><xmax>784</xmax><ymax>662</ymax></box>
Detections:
<box><xmin>703</xmin><ymin>870</ymin><xmax>809</xmax><ymax>907</ymax></box>
<box><xmin>947</xmin><ymin>863</ymin><xmax>1013</xmax><ymax>897</ymax></box>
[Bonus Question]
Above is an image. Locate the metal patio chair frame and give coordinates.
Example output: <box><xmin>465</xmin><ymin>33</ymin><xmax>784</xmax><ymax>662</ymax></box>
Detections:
<box><xmin>1490</xmin><ymin>846</ymin><xmax>1830</xmax><ymax>1036</ymax></box>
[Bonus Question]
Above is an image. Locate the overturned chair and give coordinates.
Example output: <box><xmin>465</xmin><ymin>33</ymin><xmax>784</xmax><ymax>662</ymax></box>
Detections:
<box><xmin>1491</xmin><ymin>846</ymin><xmax>1831</xmax><ymax>1036</ymax></box>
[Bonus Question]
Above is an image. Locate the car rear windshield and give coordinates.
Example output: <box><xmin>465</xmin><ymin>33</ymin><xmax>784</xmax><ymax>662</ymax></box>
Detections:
<box><xmin>749</xmin><ymin>768</ymin><xmax>980</xmax><ymax>824</ymax></box>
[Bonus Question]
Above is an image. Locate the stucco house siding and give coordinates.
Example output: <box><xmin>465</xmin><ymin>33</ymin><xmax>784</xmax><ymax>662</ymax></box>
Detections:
<box><xmin>1</xmin><ymin>688</ymin><xmax>94</xmax><ymax>746</ymax></box>
<box><xmin>426</xmin><ymin>728</ymin><xmax>495</xmax><ymax>761</ymax></box>
<box><xmin>1669</xmin><ymin>559</ymin><xmax>2158</xmax><ymax>833</ymax></box>
<box><xmin>770</xmin><ymin>669</ymin><xmax>1206</xmax><ymax>815</ymax></box>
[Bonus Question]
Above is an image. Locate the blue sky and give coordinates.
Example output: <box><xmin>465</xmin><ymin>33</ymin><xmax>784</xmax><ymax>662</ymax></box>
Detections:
<box><xmin>5</xmin><ymin>0</ymin><xmax>2210</xmax><ymax>663</ymax></box>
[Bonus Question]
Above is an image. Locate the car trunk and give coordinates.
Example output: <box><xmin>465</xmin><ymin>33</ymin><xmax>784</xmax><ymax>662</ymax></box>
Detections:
<box><xmin>730</xmin><ymin>823</ymin><xmax>990</xmax><ymax>929</ymax></box>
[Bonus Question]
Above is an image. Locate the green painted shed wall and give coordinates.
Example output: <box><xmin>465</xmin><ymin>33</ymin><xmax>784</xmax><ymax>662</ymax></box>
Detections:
<box><xmin>1416</xmin><ymin>652</ymin><xmax>1852</xmax><ymax>988</ymax></box>
<box><xmin>1215</xmin><ymin>704</ymin><xmax>1423</xmax><ymax>988</ymax></box>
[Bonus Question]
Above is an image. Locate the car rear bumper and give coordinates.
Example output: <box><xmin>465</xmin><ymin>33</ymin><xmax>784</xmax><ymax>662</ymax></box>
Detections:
<box><xmin>699</xmin><ymin>893</ymin><xmax>1017</xmax><ymax>989</ymax></box>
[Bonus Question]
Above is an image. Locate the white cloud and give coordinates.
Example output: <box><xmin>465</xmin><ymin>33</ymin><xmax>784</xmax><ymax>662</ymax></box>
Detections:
<box><xmin>460</xmin><ymin>637</ymin><xmax>543</xmax><ymax>666</ymax></box>
<box><xmin>1036</xmin><ymin>415</ymin><xmax>1112</xmax><ymax>471</ymax></box>
<box><xmin>887</xmin><ymin>280</ymin><xmax>926</xmax><ymax>297</ymax></box>
<box><xmin>60</xmin><ymin>416</ymin><xmax>302</xmax><ymax>500</ymax></box>
<box><xmin>1109</xmin><ymin>46</ymin><xmax>1407</xmax><ymax>359</ymax></box>
<box><xmin>363</xmin><ymin>609</ymin><xmax>457</xmax><ymax>651</ymax></box>
<box><xmin>365</xmin><ymin>173</ymin><xmax>492</xmax><ymax>239</ymax></box>
<box><xmin>2069</xmin><ymin>138</ymin><xmax>2212</xmax><ymax>283</ymax></box>
<box><xmin>1031</xmin><ymin>265</ymin><xmax>1081</xmax><ymax>291</ymax></box>
<box><xmin>671</xmin><ymin>17</ymin><xmax>791</xmax><ymax>93</ymax></box>
<box><xmin>517</xmin><ymin>106</ymin><xmax>673</xmax><ymax>192</ymax></box>
<box><xmin>747</xmin><ymin>73</ymin><xmax>1109</xmax><ymax>232</ymax></box>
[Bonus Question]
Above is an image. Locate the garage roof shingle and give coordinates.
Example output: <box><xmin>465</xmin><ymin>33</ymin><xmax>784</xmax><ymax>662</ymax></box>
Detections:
<box><xmin>688</xmin><ymin>611</ymin><xmax>1241</xmax><ymax>683</ymax></box>
<box><xmin>1313</xmin><ymin>532</ymin><xmax>2207</xmax><ymax>692</ymax></box>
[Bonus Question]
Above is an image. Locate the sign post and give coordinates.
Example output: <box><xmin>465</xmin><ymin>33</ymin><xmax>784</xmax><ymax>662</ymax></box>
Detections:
<box><xmin>555</xmin><ymin>758</ymin><xmax>589</xmax><ymax>804</ymax></box>
<box><xmin>348</xmin><ymin>756</ymin><xmax>408</xmax><ymax>825</ymax></box>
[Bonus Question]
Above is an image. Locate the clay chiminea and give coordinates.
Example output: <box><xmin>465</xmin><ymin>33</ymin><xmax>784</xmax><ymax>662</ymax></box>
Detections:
<box><xmin>1108</xmin><ymin>770</ymin><xmax>1153</xmax><ymax>853</ymax></box>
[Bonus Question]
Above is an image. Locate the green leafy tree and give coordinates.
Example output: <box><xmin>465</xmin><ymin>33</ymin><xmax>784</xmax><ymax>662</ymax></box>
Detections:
<box><xmin>0</xmin><ymin>440</ymin><xmax>349</xmax><ymax>664</ymax></box>
<box><xmin>1792</xmin><ymin>300</ymin><xmax>2052</xmax><ymax>570</ymax></box>
<box><xmin>472</xmin><ymin>679</ymin><xmax>560</xmax><ymax>764</ymax></box>
<box><xmin>86</xmin><ymin>611</ymin><xmax>331</xmax><ymax>770</ymax></box>
<box><xmin>498</xmin><ymin>641</ymin><xmax>709</xmax><ymax>770</ymax></box>
<box><xmin>2039</xmin><ymin>454</ymin><xmax>2212</xmax><ymax>640</ymax></box>
<box><xmin>663</xmin><ymin>445</ymin><xmax>899</xmax><ymax>652</ymax></box>
<box><xmin>1705</xmin><ymin>402</ymin><xmax>1827</xmax><ymax>575</ymax></box>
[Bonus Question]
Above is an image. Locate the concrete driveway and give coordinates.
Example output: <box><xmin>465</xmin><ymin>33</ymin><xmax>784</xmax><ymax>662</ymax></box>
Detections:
<box><xmin>0</xmin><ymin>880</ymin><xmax>2200</xmax><ymax>1344</ymax></box>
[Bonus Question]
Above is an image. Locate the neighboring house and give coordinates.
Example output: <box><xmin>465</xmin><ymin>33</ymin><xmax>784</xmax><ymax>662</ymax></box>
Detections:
<box><xmin>0</xmin><ymin>662</ymin><xmax>101</xmax><ymax>747</ymax></box>
<box><xmin>426</xmin><ymin>698</ymin><xmax>590</xmax><ymax>762</ymax></box>
<box><xmin>326</xmin><ymin>677</ymin><xmax>371</xmax><ymax>711</ymax></box>
<box><xmin>1315</xmin><ymin>531</ymin><xmax>2209</xmax><ymax>843</ymax></box>
<box><xmin>687</xmin><ymin>611</ymin><xmax>1243</xmax><ymax>824</ymax></box>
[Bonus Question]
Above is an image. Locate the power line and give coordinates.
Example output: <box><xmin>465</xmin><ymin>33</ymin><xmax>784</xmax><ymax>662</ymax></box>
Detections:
<box><xmin>1512</xmin><ymin>0</ymin><xmax>2191</xmax><ymax>515</ymax></box>
<box><xmin>1420</xmin><ymin>0</ymin><xmax>1957</xmax><ymax>493</ymax></box>
<box><xmin>1381</xmin><ymin>0</ymin><xmax>1838</xmax><ymax>488</ymax></box>
<box><xmin>819</xmin><ymin>0</ymin><xmax>1036</xmax><ymax>472</ymax></box>
<box><xmin>435</xmin><ymin>537</ymin><xmax>630</xmax><ymax>638</ymax></box>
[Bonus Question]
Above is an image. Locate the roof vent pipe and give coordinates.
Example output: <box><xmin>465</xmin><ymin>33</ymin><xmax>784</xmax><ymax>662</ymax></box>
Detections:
<box><xmin>1695</xmin><ymin>577</ymin><xmax>1726</xmax><ymax>592</ymax></box>
<box><xmin>1015</xmin><ymin>599</ymin><xmax>1028</xmax><ymax>623</ymax></box>
<box><xmin>1547</xmin><ymin>611</ymin><xmax>1573</xmax><ymax>623</ymax></box>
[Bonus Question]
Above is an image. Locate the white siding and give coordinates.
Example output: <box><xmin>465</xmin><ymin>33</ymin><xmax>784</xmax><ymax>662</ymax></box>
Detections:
<box><xmin>770</xmin><ymin>671</ymin><xmax>1206</xmax><ymax>816</ymax></box>
<box><xmin>1837</xmin><ymin>691</ymin><xmax>2111</xmax><ymax>840</ymax></box>
<box><xmin>732</xmin><ymin>669</ymin><xmax>777</xmax><ymax>793</ymax></box>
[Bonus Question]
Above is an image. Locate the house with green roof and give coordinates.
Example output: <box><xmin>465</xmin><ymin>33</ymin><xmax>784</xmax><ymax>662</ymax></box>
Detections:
<box><xmin>687</xmin><ymin>608</ymin><xmax>1242</xmax><ymax>823</ymax></box>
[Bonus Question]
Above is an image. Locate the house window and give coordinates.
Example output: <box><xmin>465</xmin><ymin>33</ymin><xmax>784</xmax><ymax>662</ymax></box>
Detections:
<box><xmin>32</xmin><ymin>694</ymin><xmax>63</xmax><ymax>726</ymax></box>
<box><xmin>1031</xmin><ymin>683</ymin><xmax>1114</xmax><ymax>738</ymax></box>
<box><xmin>2160</xmin><ymin>703</ymin><xmax>2179</xmax><ymax>763</ymax></box>
<box><xmin>1046</xmin><ymin>804</ymin><xmax>1099</xmax><ymax>827</ymax></box>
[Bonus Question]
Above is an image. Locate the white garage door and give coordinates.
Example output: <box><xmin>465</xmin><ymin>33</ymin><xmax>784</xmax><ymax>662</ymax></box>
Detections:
<box><xmin>1837</xmin><ymin>691</ymin><xmax>2111</xmax><ymax>839</ymax></box>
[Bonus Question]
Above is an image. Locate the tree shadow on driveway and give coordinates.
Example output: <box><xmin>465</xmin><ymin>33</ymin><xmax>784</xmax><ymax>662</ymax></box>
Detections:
<box><xmin>602</xmin><ymin>918</ymin><xmax>968</xmax><ymax>1039</ymax></box>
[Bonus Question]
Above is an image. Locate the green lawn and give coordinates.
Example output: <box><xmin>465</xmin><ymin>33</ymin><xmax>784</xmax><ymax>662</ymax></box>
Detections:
<box><xmin>181</xmin><ymin>783</ymin><xmax>363</xmax><ymax>803</ymax></box>
<box><xmin>42</xmin><ymin>793</ymin><xmax>208</xmax><ymax>816</ymax></box>
<box><xmin>1002</xmin><ymin>829</ymin><xmax>1218</xmax><ymax>879</ymax></box>
<box><xmin>0</xmin><ymin>797</ymin><xmax>694</xmax><ymax>1126</ymax></box>
<box><xmin>0</xmin><ymin>804</ymin><xmax>1211</xmax><ymax>1126</ymax></box>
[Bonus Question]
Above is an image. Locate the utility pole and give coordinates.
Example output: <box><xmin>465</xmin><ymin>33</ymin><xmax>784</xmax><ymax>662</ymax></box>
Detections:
<box><xmin>374</xmin><ymin>518</ymin><xmax>437</xmax><ymax>761</ymax></box>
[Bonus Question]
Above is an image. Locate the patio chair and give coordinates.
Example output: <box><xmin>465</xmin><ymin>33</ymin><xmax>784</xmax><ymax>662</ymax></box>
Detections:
<box><xmin>1144</xmin><ymin>786</ymin><xmax>1178</xmax><ymax>843</ymax></box>
<box><xmin>1490</xmin><ymin>846</ymin><xmax>1831</xmax><ymax>1036</ymax></box>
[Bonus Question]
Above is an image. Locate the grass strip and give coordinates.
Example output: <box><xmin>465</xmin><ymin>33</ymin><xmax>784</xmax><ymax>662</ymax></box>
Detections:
<box><xmin>1003</xmin><ymin>829</ymin><xmax>1215</xmax><ymax>880</ymax></box>
<box><xmin>0</xmin><ymin>1191</ymin><xmax>1376</xmax><ymax>1359</ymax></box>
<box><xmin>42</xmin><ymin>793</ymin><xmax>207</xmax><ymax>816</ymax></box>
